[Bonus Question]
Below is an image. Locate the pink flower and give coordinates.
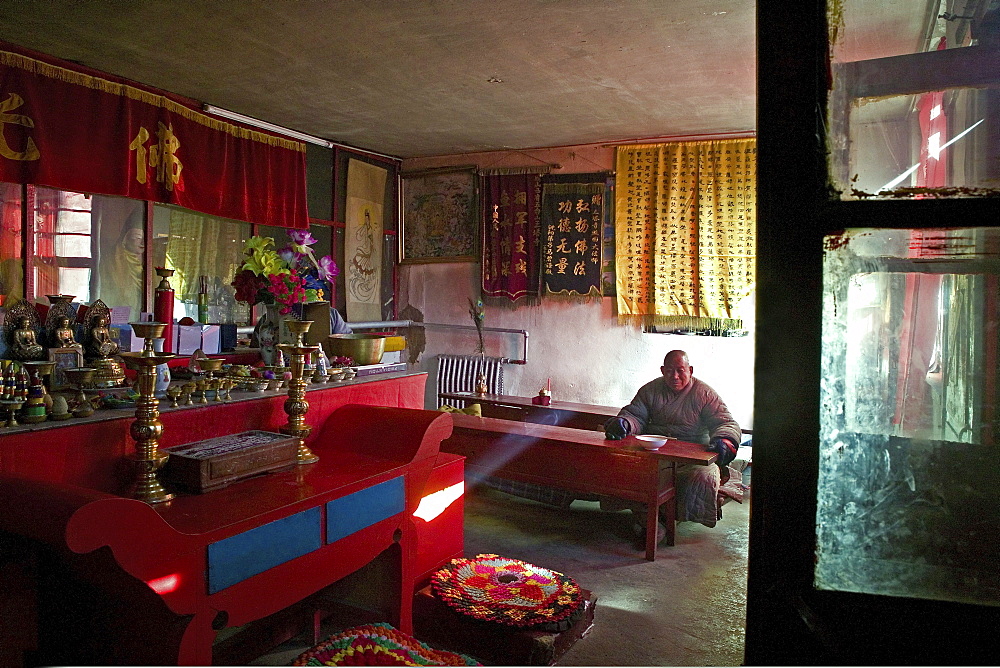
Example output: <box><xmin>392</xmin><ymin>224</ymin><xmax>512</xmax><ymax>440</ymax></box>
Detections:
<box><xmin>317</xmin><ymin>255</ymin><xmax>339</xmax><ymax>281</ymax></box>
<box><xmin>288</xmin><ymin>229</ymin><xmax>317</xmax><ymax>246</ymax></box>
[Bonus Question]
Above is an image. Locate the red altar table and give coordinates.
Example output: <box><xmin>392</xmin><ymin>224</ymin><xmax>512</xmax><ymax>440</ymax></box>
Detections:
<box><xmin>0</xmin><ymin>373</ymin><xmax>467</xmax><ymax>666</ymax></box>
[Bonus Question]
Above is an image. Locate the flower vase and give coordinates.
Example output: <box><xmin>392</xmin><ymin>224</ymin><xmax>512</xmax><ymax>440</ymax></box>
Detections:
<box><xmin>254</xmin><ymin>304</ymin><xmax>298</xmax><ymax>365</ymax></box>
<box><xmin>153</xmin><ymin>338</ymin><xmax>172</xmax><ymax>397</ymax></box>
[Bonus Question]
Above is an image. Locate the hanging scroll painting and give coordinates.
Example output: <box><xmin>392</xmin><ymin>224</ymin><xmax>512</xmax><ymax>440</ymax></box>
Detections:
<box><xmin>400</xmin><ymin>168</ymin><xmax>478</xmax><ymax>263</ymax></box>
<box><xmin>345</xmin><ymin>158</ymin><xmax>386</xmax><ymax>322</ymax></box>
<box><xmin>540</xmin><ymin>179</ymin><xmax>605</xmax><ymax>298</ymax></box>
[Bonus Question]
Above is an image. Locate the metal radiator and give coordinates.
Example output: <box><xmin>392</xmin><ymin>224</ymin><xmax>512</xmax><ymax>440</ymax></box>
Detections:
<box><xmin>435</xmin><ymin>354</ymin><xmax>505</xmax><ymax>407</ymax></box>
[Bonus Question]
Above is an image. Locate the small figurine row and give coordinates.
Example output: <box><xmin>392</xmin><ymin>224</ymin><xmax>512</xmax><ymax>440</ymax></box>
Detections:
<box><xmin>0</xmin><ymin>360</ymin><xmax>30</xmax><ymax>402</ymax></box>
<box><xmin>7</xmin><ymin>313</ymin><xmax>118</xmax><ymax>362</ymax></box>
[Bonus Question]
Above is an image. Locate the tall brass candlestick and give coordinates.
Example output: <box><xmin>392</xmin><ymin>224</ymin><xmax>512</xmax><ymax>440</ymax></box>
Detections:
<box><xmin>119</xmin><ymin>322</ymin><xmax>179</xmax><ymax>504</ymax></box>
<box><xmin>277</xmin><ymin>319</ymin><xmax>320</xmax><ymax>464</ymax></box>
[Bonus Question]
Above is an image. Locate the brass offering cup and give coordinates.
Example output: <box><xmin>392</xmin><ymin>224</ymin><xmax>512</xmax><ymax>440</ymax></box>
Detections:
<box><xmin>155</xmin><ymin>267</ymin><xmax>175</xmax><ymax>290</ymax></box>
<box><xmin>63</xmin><ymin>367</ymin><xmax>97</xmax><ymax>418</ymax></box>
<box><xmin>165</xmin><ymin>385</ymin><xmax>182</xmax><ymax>408</ymax></box>
<box><xmin>199</xmin><ymin>357</ymin><xmax>224</xmax><ymax>379</ymax></box>
<box><xmin>1</xmin><ymin>399</ymin><xmax>24</xmax><ymax>427</ymax></box>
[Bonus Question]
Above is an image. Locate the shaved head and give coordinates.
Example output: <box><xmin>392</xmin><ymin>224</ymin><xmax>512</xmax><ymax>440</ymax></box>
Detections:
<box><xmin>661</xmin><ymin>350</ymin><xmax>693</xmax><ymax>391</ymax></box>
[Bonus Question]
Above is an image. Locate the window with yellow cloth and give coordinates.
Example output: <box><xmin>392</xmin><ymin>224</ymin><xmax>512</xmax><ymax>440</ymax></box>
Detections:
<box><xmin>614</xmin><ymin>139</ymin><xmax>756</xmax><ymax>331</ymax></box>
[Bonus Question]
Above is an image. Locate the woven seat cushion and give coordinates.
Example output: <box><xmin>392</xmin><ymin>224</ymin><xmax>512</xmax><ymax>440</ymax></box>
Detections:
<box><xmin>430</xmin><ymin>553</ymin><xmax>585</xmax><ymax>632</ymax></box>
<box><xmin>293</xmin><ymin>622</ymin><xmax>480</xmax><ymax>666</ymax></box>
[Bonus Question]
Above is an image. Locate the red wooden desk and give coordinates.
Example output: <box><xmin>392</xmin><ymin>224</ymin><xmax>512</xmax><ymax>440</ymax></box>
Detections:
<box><xmin>441</xmin><ymin>413</ymin><xmax>716</xmax><ymax>560</ymax></box>
<box><xmin>439</xmin><ymin>391</ymin><xmax>619</xmax><ymax>430</ymax></box>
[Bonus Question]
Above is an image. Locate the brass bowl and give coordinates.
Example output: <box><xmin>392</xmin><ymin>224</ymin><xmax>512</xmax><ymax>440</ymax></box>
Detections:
<box><xmin>285</xmin><ymin>319</ymin><xmax>314</xmax><ymax>337</ymax></box>
<box><xmin>129</xmin><ymin>321</ymin><xmax>168</xmax><ymax>340</ymax></box>
<box><xmin>324</xmin><ymin>334</ymin><xmax>387</xmax><ymax>366</ymax></box>
<box><xmin>63</xmin><ymin>367</ymin><xmax>96</xmax><ymax>386</ymax></box>
<box><xmin>198</xmin><ymin>357</ymin><xmax>224</xmax><ymax>372</ymax></box>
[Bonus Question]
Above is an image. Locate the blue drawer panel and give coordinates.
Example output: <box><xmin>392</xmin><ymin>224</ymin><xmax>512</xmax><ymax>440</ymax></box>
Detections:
<box><xmin>326</xmin><ymin>476</ymin><xmax>405</xmax><ymax>543</ymax></box>
<box><xmin>208</xmin><ymin>506</ymin><xmax>322</xmax><ymax>594</ymax></box>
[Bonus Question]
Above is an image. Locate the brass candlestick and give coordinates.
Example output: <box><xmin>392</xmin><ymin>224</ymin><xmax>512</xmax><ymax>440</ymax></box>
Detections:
<box><xmin>277</xmin><ymin>319</ymin><xmax>320</xmax><ymax>465</ymax></box>
<box><xmin>119</xmin><ymin>322</ymin><xmax>179</xmax><ymax>504</ymax></box>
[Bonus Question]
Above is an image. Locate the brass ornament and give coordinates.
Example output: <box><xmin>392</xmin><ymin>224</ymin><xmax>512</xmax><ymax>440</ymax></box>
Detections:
<box><xmin>277</xmin><ymin>319</ymin><xmax>320</xmax><ymax>465</ymax></box>
<box><xmin>118</xmin><ymin>322</ymin><xmax>179</xmax><ymax>504</ymax></box>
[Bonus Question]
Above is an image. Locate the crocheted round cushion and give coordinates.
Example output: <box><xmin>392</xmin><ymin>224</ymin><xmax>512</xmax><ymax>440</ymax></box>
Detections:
<box><xmin>293</xmin><ymin>623</ymin><xmax>480</xmax><ymax>666</ymax></box>
<box><xmin>431</xmin><ymin>553</ymin><xmax>584</xmax><ymax>631</ymax></box>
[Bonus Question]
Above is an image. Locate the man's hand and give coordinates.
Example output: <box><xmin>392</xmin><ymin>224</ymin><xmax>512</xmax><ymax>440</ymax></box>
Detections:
<box><xmin>604</xmin><ymin>417</ymin><xmax>629</xmax><ymax>440</ymax></box>
<box><xmin>708</xmin><ymin>436</ymin><xmax>737</xmax><ymax>466</ymax></box>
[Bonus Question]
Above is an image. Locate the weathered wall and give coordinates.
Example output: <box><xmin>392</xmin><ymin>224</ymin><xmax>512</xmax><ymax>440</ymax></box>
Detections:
<box><xmin>397</xmin><ymin>142</ymin><xmax>755</xmax><ymax>429</ymax></box>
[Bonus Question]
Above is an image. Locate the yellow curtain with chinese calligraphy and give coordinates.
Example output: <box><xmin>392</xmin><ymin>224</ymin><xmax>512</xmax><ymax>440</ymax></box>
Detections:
<box><xmin>614</xmin><ymin>139</ymin><xmax>756</xmax><ymax>330</ymax></box>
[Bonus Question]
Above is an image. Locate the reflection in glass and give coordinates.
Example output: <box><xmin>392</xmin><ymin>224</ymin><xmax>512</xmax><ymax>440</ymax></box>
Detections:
<box><xmin>0</xmin><ymin>182</ymin><xmax>23</xmax><ymax>305</ymax></box>
<box><xmin>152</xmin><ymin>205</ymin><xmax>250</xmax><ymax>323</ymax></box>
<box><xmin>828</xmin><ymin>1</ymin><xmax>1000</xmax><ymax>199</ymax></box>
<box><xmin>818</xmin><ymin>227</ymin><xmax>1000</xmax><ymax>606</ymax></box>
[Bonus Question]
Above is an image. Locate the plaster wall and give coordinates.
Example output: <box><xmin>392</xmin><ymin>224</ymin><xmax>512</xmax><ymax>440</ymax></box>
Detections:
<box><xmin>397</xmin><ymin>141</ymin><xmax>755</xmax><ymax>430</ymax></box>
<box><xmin>398</xmin><ymin>262</ymin><xmax>754</xmax><ymax>430</ymax></box>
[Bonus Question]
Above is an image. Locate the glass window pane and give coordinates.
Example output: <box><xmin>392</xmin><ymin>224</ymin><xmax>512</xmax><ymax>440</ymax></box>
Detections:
<box><xmin>153</xmin><ymin>204</ymin><xmax>250</xmax><ymax>324</ymax></box>
<box><xmin>93</xmin><ymin>195</ymin><xmax>144</xmax><ymax>313</ymax></box>
<box><xmin>828</xmin><ymin>1</ymin><xmax>1000</xmax><ymax>199</ymax></box>
<box><xmin>57</xmin><ymin>210</ymin><xmax>92</xmax><ymax>235</ymax></box>
<box><xmin>0</xmin><ymin>182</ymin><xmax>23</xmax><ymax>305</ymax></box>
<box><xmin>58</xmin><ymin>267</ymin><xmax>91</xmax><ymax>303</ymax></box>
<box><xmin>818</xmin><ymin>227</ymin><xmax>1000</xmax><ymax>606</ymax></box>
<box><xmin>55</xmin><ymin>234</ymin><xmax>91</xmax><ymax>258</ymax></box>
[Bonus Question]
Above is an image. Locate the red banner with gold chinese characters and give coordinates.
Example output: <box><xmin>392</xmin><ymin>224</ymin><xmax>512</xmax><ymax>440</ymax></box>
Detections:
<box><xmin>0</xmin><ymin>47</ymin><xmax>308</xmax><ymax>228</ymax></box>
<box><xmin>480</xmin><ymin>171</ymin><xmax>542</xmax><ymax>302</ymax></box>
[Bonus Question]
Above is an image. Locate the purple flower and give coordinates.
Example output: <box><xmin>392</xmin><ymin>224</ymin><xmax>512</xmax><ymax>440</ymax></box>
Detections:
<box><xmin>288</xmin><ymin>229</ymin><xmax>317</xmax><ymax>246</ymax></box>
<box><xmin>277</xmin><ymin>246</ymin><xmax>303</xmax><ymax>270</ymax></box>
<box><xmin>317</xmin><ymin>255</ymin><xmax>339</xmax><ymax>281</ymax></box>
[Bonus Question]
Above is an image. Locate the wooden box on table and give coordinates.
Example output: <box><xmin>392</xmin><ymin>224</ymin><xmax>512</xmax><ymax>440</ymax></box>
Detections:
<box><xmin>162</xmin><ymin>430</ymin><xmax>299</xmax><ymax>493</ymax></box>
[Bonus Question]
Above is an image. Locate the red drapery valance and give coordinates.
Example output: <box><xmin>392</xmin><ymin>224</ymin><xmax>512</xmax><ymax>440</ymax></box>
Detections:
<box><xmin>0</xmin><ymin>46</ymin><xmax>309</xmax><ymax>229</ymax></box>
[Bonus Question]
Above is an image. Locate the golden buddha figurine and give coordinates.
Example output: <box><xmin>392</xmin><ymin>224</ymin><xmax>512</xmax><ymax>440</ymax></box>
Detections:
<box><xmin>86</xmin><ymin>315</ymin><xmax>119</xmax><ymax>360</ymax></box>
<box><xmin>10</xmin><ymin>316</ymin><xmax>45</xmax><ymax>361</ymax></box>
<box><xmin>54</xmin><ymin>316</ymin><xmax>83</xmax><ymax>350</ymax></box>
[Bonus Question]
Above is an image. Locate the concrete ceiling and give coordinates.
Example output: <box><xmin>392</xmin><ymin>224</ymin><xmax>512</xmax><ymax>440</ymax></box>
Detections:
<box><xmin>0</xmin><ymin>0</ymin><xmax>757</xmax><ymax>159</ymax></box>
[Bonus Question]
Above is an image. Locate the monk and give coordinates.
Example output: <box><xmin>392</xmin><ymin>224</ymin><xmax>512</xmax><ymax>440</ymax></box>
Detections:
<box><xmin>604</xmin><ymin>349</ymin><xmax>742</xmax><ymax>535</ymax></box>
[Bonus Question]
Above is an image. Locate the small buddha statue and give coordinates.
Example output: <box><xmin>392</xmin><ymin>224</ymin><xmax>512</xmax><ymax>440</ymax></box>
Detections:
<box><xmin>86</xmin><ymin>315</ymin><xmax>119</xmax><ymax>359</ymax></box>
<box><xmin>10</xmin><ymin>316</ymin><xmax>45</xmax><ymax>361</ymax></box>
<box><xmin>54</xmin><ymin>316</ymin><xmax>81</xmax><ymax>349</ymax></box>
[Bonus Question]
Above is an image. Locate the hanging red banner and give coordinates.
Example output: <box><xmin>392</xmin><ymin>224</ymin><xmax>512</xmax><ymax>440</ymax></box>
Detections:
<box><xmin>0</xmin><ymin>47</ymin><xmax>309</xmax><ymax>229</ymax></box>
<box><xmin>481</xmin><ymin>172</ymin><xmax>541</xmax><ymax>302</ymax></box>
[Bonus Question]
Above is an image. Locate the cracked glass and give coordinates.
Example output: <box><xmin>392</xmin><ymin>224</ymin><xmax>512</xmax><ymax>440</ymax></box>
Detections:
<box><xmin>817</xmin><ymin>227</ymin><xmax>1000</xmax><ymax>605</ymax></box>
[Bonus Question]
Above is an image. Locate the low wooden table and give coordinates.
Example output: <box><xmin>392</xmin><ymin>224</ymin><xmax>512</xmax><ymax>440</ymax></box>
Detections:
<box><xmin>441</xmin><ymin>413</ymin><xmax>717</xmax><ymax>560</ymax></box>
<box><xmin>439</xmin><ymin>391</ymin><xmax>620</xmax><ymax>430</ymax></box>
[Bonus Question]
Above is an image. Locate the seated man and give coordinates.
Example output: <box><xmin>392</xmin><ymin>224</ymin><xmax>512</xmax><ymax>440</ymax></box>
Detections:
<box><xmin>604</xmin><ymin>349</ymin><xmax>741</xmax><ymax>535</ymax></box>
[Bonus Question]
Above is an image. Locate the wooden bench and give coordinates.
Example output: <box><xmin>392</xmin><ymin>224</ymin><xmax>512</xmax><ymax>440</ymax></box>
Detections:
<box><xmin>439</xmin><ymin>391</ymin><xmax>619</xmax><ymax>430</ymax></box>
<box><xmin>441</xmin><ymin>413</ymin><xmax>717</xmax><ymax>560</ymax></box>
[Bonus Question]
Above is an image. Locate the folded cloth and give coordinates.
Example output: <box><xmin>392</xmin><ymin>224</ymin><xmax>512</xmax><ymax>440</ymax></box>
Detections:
<box><xmin>438</xmin><ymin>403</ymin><xmax>482</xmax><ymax>417</ymax></box>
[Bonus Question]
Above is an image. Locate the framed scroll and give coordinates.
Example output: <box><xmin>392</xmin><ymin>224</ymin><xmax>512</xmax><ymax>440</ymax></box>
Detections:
<box><xmin>400</xmin><ymin>168</ymin><xmax>478</xmax><ymax>263</ymax></box>
<box><xmin>48</xmin><ymin>346</ymin><xmax>84</xmax><ymax>391</ymax></box>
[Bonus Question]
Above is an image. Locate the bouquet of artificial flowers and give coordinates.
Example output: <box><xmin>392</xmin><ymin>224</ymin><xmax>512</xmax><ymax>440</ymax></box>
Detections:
<box><xmin>231</xmin><ymin>231</ymin><xmax>338</xmax><ymax>314</ymax></box>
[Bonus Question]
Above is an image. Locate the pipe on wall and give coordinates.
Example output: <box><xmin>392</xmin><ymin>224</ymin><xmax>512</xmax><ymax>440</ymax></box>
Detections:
<box><xmin>347</xmin><ymin>320</ymin><xmax>528</xmax><ymax>364</ymax></box>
